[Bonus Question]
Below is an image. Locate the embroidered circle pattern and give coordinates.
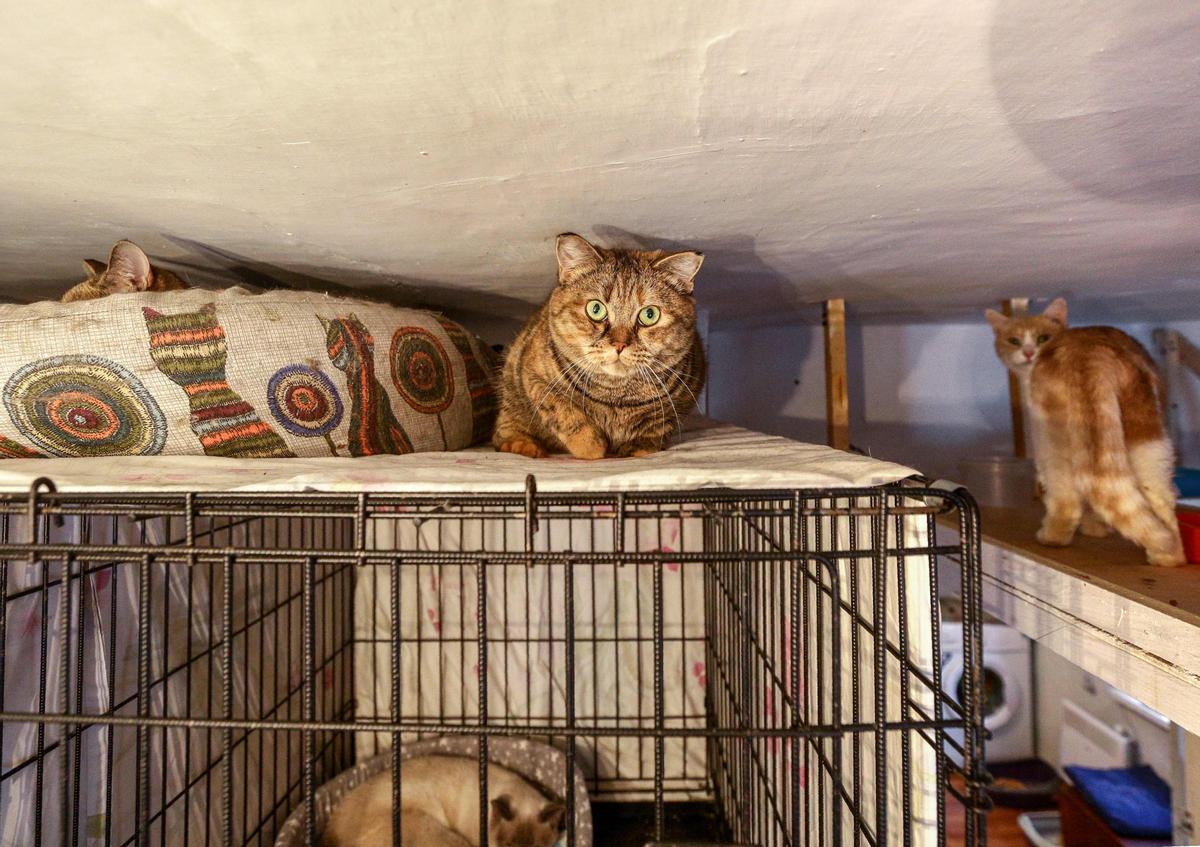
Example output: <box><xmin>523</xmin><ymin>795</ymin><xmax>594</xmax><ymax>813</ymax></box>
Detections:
<box><xmin>3</xmin><ymin>355</ymin><xmax>166</xmax><ymax>457</ymax></box>
<box><xmin>389</xmin><ymin>327</ymin><xmax>455</xmax><ymax>413</ymax></box>
<box><xmin>266</xmin><ymin>365</ymin><xmax>344</xmax><ymax>437</ymax></box>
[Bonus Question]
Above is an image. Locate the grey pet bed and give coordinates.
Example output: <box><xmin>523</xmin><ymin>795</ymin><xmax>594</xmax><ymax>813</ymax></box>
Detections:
<box><xmin>274</xmin><ymin>736</ymin><xmax>593</xmax><ymax>847</ymax></box>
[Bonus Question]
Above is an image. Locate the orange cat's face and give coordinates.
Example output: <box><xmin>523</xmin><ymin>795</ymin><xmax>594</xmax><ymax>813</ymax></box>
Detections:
<box><xmin>985</xmin><ymin>298</ymin><xmax>1068</xmax><ymax>374</ymax></box>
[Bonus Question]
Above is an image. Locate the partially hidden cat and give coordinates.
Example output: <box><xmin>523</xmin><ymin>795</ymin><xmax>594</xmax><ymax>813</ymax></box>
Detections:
<box><xmin>62</xmin><ymin>240</ymin><xmax>188</xmax><ymax>302</ymax></box>
<box><xmin>493</xmin><ymin>233</ymin><xmax>706</xmax><ymax>459</ymax></box>
<box><xmin>322</xmin><ymin>755</ymin><xmax>565</xmax><ymax>847</ymax></box>
<box><xmin>985</xmin><ymin>298</ymin><xmax>1185</xmax><ymax>566</ymax></box>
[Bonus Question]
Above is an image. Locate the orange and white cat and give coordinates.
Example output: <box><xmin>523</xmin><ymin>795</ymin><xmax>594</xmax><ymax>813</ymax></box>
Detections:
<box><xmin>986</xmin><ymin>298</ymin><xmax>1185</xmax><ymax>566</ymax></box>
<box><xmin>62</xmin><ymin>240</ymin><xmax>188</xmax><ymax>302</ymax></box>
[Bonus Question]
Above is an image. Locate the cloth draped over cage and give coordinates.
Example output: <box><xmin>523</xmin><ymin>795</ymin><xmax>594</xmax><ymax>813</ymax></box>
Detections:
<box><xmin>0</xmin><ymin>446</ymin><xmax>968</xmax><ymax>846</ymax></box>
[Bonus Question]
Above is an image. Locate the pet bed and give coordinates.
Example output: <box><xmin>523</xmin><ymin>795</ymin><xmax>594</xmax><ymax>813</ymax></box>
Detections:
<box><xmin>273</xmin><ymin>736</ymin><xmax>592</xmax><ymax>847</ymax></box>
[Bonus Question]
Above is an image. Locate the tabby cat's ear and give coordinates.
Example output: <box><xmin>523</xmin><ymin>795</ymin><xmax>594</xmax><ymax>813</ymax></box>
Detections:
<box><xmin>82</xmin><ymin>259</ymin><xmax>105</xmax><ymax>279</ymax></box>
<box><xmin>317</xmin><ymin>315</ymin><xmax>331</xmax><ymax>331</ymax></box>
<box><xmin>1042</xmin><ymin>297</ymin><xmax>1068</xmax><ymax>327</ymax></box>
<box><xmin>555</xmin><ymin>233</ymin><xmax>601</xmax><ymax>283</ymax></box>
<box><xmin>653</xmin><ymin>251</ymin><xmax>703</xmax><ymax>294</ymax></box>
<box><xmin>984</xmin><ymin>309</ymin><xmax>1007</xmax><ymax>331</ymax></box>
<box><xmin>105</xmin><ymin>240</ymin><xmax>153</xmax><ymax>291</ymax></box>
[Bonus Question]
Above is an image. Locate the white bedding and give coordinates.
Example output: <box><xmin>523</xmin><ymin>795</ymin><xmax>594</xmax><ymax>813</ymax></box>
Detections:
<box><xmin>0</xmin><ymin>419</ymin><xmax>917</xmax><ymax>493</ymax></box>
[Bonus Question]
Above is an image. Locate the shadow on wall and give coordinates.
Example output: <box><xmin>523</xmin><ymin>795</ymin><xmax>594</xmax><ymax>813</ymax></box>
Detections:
<box><xmin>845</xmin><ymin>320</ymin><xmax>1014</xmax><ymax>479</ymax></box>
<box><xmin>990</xmin><ymin>0</ymin><xmax>1200</xmax><ymax>205</ymax></box>
<box><xmin>159</xmin><ymin>235</ymin><xmax>530</xmax><ymax>343</ymax></box>
<box><xmin>592</xmin><ymin>225</ymin><xmax>855</xmax><ymax>321</ymax></box>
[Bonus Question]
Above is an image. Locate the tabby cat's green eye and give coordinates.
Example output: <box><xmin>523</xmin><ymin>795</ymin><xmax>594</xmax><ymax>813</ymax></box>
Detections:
<box><xmin>1007</xmin><ymin>337</ymin><xmax>1020</xmax><ymax>346</ymax></box>
<box><xmin>1037</xmin><ymin>334</ymin><xmax>1050</xmax><ymax>344</ymax></box>
<box><xmin>637</xmin><ymin>305</ymin><xmax>661</xmax><ymax>326</ymax></box>
<box><xmin>585</xmin><ymin>300</ymin><xmax>607</xmax><ymax>321</ymax></box>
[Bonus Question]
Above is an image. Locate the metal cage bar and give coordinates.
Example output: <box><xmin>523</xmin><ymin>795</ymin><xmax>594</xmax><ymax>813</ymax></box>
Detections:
<box><xmin>0</xmin><ymin>477</ymin><xmax>987</xmax><ymax>846</ymax></box>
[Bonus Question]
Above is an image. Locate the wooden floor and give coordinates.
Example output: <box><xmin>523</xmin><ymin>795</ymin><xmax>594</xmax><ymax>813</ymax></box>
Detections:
<box><xmin>945</xmin><ymin>794</ymin><xmax>1030</xmax><ymax>847</ymax></box>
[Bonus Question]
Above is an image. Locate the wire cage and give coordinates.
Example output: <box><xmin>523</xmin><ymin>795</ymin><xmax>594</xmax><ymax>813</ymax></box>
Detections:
<box><xmin>0</xmin><ymin>475</ymin><xmax>987</xmax><ymax>847</ymax></box>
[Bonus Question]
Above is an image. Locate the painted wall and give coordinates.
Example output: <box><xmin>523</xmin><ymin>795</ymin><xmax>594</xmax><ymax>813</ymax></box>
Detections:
<box><xmin>2</xmin><ymin>0</ymin><xmax>1200</xmax><ymax>322</ymax></box>
<box><xmin>707</xmin><ymin>315</ymin><xmax>1200</xmax><ymax>479</ymax></box>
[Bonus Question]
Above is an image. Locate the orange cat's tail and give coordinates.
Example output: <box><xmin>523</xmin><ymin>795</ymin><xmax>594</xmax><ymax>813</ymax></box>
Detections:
<box><xmin>1084</xmin><ymin>372</ymin><xmax>1184</xmax><ymax>566</ymax></box>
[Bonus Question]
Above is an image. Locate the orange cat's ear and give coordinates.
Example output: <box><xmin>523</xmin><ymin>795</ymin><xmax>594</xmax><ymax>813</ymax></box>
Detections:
<box><xmin>984</xmin><ymin>309</ymin><xmax>1007</xmax><ymax>331</ymax></box>
<box><xmin>1042</xmin><ymin>297</ymin><xmax>1068</xmax><ymax>327</ymax></box>
<box><xmin>82</xmin><ymin>259</ymin><xmax>105</xmax><ymax>279</ymax></box>
<box><xmin>555</xmin><ymin>233</ymin><xmax>601</xmax><ymax>283</ymax></box>
<box><xmin>105</xmin><ymin>240</ymin><xmax>153</xmax><ymax>291</ymax></box>
<box><xmin>653</xmin><ymin>251</ymin><xmax>703</xmax><ymax>294</ymax></box>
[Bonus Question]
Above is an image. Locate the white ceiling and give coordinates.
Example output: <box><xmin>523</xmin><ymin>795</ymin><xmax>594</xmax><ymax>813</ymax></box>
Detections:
<box><xmin>2</xmin><ymin>0</ymin><xmax>1198</xmax><ymax>324</ymax></box>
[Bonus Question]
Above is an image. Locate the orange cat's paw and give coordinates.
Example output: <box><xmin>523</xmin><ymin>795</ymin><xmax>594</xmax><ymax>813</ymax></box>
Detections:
<box><xmin>496</xmin><ymin>437</ymin><xmax>547</xmax><ymax>459</ymax></box>
<box><xmin>1147</xmin><ymin>548</ymin><xmax>1186</xmax><ymax>568</ymax></box>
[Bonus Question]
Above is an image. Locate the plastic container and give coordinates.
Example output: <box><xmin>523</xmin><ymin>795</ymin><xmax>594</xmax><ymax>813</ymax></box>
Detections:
<box><xmin>957</xmin><ymin>455</ymin><xmax>1037</xmax><ymax>509</ymax></box>
<box><xmin>1018</xmin><ymin>810</ymin><xmax>1063</xmax><ymax>847</ymax></box>
<box><xmin>1178</xmin><ymin>508</ymin><xmax>1200</xmax><ymax>565</ymax></box>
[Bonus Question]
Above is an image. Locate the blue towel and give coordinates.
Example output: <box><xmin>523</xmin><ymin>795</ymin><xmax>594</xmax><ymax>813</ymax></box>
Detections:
<box><xmin>1064</xmin><ymin>764</ymin><xmax>1172</xmax><ymax>839</ymax></box>
<box><xmin>1176</xmin><ymin>467</ymin><xmax>1200</xmax><ymax>498</ymax></box>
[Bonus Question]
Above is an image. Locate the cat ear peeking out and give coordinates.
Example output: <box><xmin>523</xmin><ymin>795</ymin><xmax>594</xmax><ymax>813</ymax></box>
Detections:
<box><xmin>62</xmin><ymin>240</ymin><xmax>189</xmax><ymax>302</ymax></box>
<box><xmin>985</xmin><ymin>298</ymin><xmax>1186</xmax><ymax>566</ymax></box>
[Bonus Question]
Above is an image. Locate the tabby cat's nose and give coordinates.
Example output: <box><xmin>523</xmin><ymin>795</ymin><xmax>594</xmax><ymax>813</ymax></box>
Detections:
<box><xmin>610</xmin><ymin>328</ymin><xmax>633</xmax><ymax>353</ymax></box>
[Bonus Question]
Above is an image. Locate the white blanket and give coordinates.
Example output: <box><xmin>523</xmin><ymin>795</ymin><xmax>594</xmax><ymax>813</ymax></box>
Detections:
<box><xmin>0</xmin><ymin>419</ymin><xmax>917</xmax><ymax>493</ymax></box>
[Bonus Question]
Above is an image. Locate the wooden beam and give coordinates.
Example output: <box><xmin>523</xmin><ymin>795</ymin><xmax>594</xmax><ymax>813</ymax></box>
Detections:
<box><xmin>824</xmin><ymin>298</ymin><xmax>850</xmax><ymax>451</ymax></box>
<box><xmin>1002</xmin><ymin>298</ymin><xmax>1029</xmax><ymax>458</ymax></box>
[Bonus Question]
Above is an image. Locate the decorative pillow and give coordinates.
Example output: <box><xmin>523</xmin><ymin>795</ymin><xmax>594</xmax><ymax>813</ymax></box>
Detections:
<box><xmin>0</xmin><ymin>288</ymin><xmax>498</xmax><ymax>459</ymax></box>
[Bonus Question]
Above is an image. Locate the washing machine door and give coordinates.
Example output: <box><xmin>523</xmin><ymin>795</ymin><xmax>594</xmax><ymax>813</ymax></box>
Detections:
<box><xmin>943</xmin><ymin>653</ymin><xmax>1020</xmax><ymax>738</ymax></box>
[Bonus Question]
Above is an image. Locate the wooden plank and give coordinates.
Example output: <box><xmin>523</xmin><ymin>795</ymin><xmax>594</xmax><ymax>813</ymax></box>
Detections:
<box><xmin>1183</xmin><ymin>732</ymin><xmax>1200</xmax><ymax>846</ymax></box>
<box><xmin>1001</xmin><ymin>298</ymin><xmax>1029</xmax><ymax>458</ymax></box>
<box><xmin>823</xmin><ymin>298</ymin><xmax>849</xmax><ymax>451</ymax></box>
<box><xmin>962</xmin><ymin>503</ymin><xmax>1200</xmax><ymax>739</ymax></box>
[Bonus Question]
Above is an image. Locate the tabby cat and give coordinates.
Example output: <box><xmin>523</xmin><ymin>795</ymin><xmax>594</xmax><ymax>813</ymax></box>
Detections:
<box><xmin>322</xmin><ymin>755</ymin><xmax>565</xmax><ymax>847</ymax></box>
<box><xmin>493</xmin><ymin>234</ymin><xmax>705</xmax><ymax>459</ymax></box>
<box><xmin>985</xmin><ymin>298</ymin><xmax>1185</xmax><ymax>566</ymax></box>
<box><xmin>62</xmin><ymin>240</ymin><xmax>188</xmax><ymax>302</ymax></box>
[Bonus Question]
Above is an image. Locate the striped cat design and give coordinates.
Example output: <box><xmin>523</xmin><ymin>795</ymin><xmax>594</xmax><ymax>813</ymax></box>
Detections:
<box><xmin>319</xmin><ymin>314</ymin><xmax>414</xmax><ymax>456</ymax></box>
<box><xmin>143</xmin><ymin>304</ymin><xmax>295</xmax><ymax>458</ymax></box>
<box><xmin>435</xmin><ymin>315</ymin><xmax>498</xmax><ymax>445</ymax></box>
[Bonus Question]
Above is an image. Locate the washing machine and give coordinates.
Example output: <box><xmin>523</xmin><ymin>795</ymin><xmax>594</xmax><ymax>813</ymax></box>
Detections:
<box><xmin>940</xmin><ymin>597</ymin><xmax>1034</xmax><ymax>763</ymax></box>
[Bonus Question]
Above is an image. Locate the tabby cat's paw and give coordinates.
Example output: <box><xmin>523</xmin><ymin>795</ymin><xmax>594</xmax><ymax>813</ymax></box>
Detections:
<box><xmin>563</xmin><ymin>428</ymin><xmax>607</xmax><ymax>460</ymax></box>
<box><xmin>616</xmin><ymin>442</ymin><xmax>660</xmax><ymax>458</ymax></box>
<box><xmin>496</xmin><ymin>437</ymin><xmax>548</xmax><ymax>459</ymax></box>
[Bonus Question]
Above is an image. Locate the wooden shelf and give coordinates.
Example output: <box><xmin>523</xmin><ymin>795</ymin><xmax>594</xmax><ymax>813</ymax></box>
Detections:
<box><xmin>978</xmin><ymin>503</ymin><xmax>1200</xmax><ymax>626</ymax></box>
<box><xmin>962</xmin><ymin>501</ymin><xmax>1200</xmax><ymax>738</ymax></box>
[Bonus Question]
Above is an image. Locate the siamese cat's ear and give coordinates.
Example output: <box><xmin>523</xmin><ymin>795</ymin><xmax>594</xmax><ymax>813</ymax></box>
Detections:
<box><xmin>82</xmin><ymin>259</ymin><xmax>105</xmax><ymax>279</ymax></box>
<box><xmin>491</xmin><ymin>795</ymin><xmax>516</xmax><ymax>821</ymax></box>
<box><xmin>984</xmin><ymin>309</ymin><xmax>1007</xmax><ymax>331</ymax></box>
<box><xmin>539</xmin><ymin>800</ymin><xmax>566</xmax><ymax>831</ymax></box>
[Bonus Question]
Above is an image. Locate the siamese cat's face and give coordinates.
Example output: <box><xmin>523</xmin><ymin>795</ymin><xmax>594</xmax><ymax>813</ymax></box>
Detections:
<box><xmin>490</xmin><ymin>795</ymin><xmax>566</xmax><ymax>847</ymax></box>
